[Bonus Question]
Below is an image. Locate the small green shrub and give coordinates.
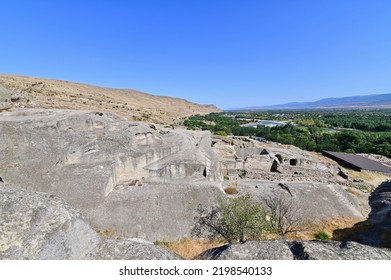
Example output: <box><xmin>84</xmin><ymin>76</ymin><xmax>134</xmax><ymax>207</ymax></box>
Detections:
<box><xmin>193</xmin><ymin>193</ymin><xmax>271</xmax><ymax>243</ymax></box>
<box><xmin>314</xmin><ymin>231</ymin><xmax>330</xmax><ymax>240</ymax></box>
<box><xmin>214</xmin><ymin>130</ymin><xmax>228</xmax><ymax>136</ymax></box>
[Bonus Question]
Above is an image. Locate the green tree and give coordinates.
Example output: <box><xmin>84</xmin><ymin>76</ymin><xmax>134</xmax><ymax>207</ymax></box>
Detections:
<box><xmin>192</xmin><ymin>194</ymin><xmax>270</xmax><ymax>243</ymax></box>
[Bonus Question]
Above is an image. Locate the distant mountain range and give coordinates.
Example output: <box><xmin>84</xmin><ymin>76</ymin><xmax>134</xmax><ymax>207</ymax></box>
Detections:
<box><xmin>231</xmin><ymin>93</ymin><xmax>391</xmax><ymax>110</ymax></box>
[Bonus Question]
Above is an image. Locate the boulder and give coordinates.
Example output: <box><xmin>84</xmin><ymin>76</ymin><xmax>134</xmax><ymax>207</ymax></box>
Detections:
<box><xmin>198</xmin><ymin>240</ymin><xmax>391</xmax><ymax>260</ymax></box>
<box><xmin>368</xmin><ymin>180</ymin><xmax>391</xmax><ymax>224</ymax></box>
<box><xmin>336</xmin><ymin>180</ymin><xmax>391</xmax><ymax>248</ymax></box>
<box><xmin>197</xmin><ymin>240</ymin><xmax>293</xmax><ymax>260</ymax></box>
<box><xmin>0</xmin><ymin>185</ymin><xmax>181</xmax><ymax>260</ymax></box>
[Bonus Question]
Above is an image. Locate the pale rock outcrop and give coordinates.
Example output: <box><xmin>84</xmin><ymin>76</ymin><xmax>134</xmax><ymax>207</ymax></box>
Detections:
<box><xmin>237</xmin><ymin>181</ymin><xmax>366</xmax><ymax>222</ymax></box>
<box><xmin>0</xmin><ymin>185</ymin><xmax>181</xmax><ymax>259</ymax></box>
<box><xmin>198</xmin><ymin>240</ymin><xmax>391</xmax><ymax>260</ymax></box>
<box><xmin>213</xmin><ymin>136</ymin><xmax>342</xmax><ymax>181</ymax></box>
<box><xmin>215</xmin><ymin>136</ymin><xmax>368</xmax><ymax>222</ymax></box>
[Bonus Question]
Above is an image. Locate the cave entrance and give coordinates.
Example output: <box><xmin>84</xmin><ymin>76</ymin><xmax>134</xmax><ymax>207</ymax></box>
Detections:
<box><xmin>290</xmin><ymin>159</ymin><xmax>298</xmax><ymax>166</ymax></box>
<box><xmin>270</xmin><ymin>160</ymin><xmax>280</xmax><ymax>173</ymax></box>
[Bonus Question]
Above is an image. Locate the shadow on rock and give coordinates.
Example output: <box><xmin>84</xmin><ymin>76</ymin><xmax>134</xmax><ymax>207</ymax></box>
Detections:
<box><xmin>333</xmin><ymin>180</ymin><xmax>391</xmax><ymax>248</ymax></box>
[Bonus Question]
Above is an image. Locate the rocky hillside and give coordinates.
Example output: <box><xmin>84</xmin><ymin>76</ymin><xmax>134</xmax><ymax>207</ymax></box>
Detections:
<box><xmin>0</xmin><ymin>74</ymin><xmax>220</xmax><ymax>124</ymax></box>
<box><xmin>1</xmin><ymin>107</ymin><xmax>390</xmax><ymax>259</ymax></box>
<box><xmin>0</xmin><ymin>108</ymin><xmax>374</xmax><ymax>242</ymax></box>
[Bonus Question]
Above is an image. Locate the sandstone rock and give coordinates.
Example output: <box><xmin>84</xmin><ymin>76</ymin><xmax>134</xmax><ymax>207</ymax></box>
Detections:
<box><xmin>91</xmin><ymin>239</ymin><xmax>181</xmax><ymax>260</ymax></box>
<box><xmin>294</xmin><ymin>240</ymin><xmax>391</xmax><ymax>260</ymax></box>
<box><xmin>244</xmin><ymin>155</ymin><xmax>274</xmax><ymax>171</ymax></box>
<box><xmin>214</xmin><ymin>136</ymin><xmax>342</xmax><ymax>182</ymax></box>
<box><xmin>0</xmin><ymin>186</ymin><xmax>181</xmax><ymax>260</ymax></box>
<box><xmin>216</xmin><ymin>135</ymin><xmax>369</xmax><ymax>223</ymax></box>
<box><xmin>198</xmin><ymin>240</ymin><xmax>391</xmax><ymax>260</ymax></box>
<box><xmin>197</xmin><ymin>240</ymin><xmax>293</xmax><ymax>260</ymax></box>
<box><xmin>236</xmin><ymin>181</ymin><xmax>365</xmax><ymax>222</ymax></box>
<box><xmin>0</xmin><ymin>109</ymin><xmax>223</xmax><ymax>241</ymax></box>
<box><xmin>0</xmin><ymin>186</ymin><xmax>100</xmax><ymax>259</ymax></box>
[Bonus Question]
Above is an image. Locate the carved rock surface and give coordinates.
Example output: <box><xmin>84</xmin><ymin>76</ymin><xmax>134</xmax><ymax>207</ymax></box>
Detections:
<box><xmin>0</xmin><ymin>85</ymin><xmax>12</xmax><ymax>111</ymax></box>
<box><xmin>215</xmin><ymin>136</ymin><xmax>369</xmax><ymax>222</ymax></box>
<box><xmin>0</xmin><ymin>109</ymin><xmax>223</xmax><ymax>241</ymax></box>
<box><xmin>237</xmin><ymin>181</ymin><xmax>366</xmax><ymax>222</ymax></box>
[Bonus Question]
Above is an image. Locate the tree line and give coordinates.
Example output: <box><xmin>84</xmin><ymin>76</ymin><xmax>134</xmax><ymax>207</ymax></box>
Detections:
<box><xmin>184</xmin><ymin>112</ymin><xmax>391</xmax><ymax>158</ymax></box>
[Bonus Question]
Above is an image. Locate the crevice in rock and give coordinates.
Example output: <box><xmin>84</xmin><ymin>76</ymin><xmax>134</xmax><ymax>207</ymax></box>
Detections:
<box><xmin>278</xmin><ymin>183</ymin><xmax>294</xmax><ymax>197</ymax></box>
<box><xmin>203</xmin><ymin>168</ymin><xmax>207</xmax><ymax>178</ymax></box>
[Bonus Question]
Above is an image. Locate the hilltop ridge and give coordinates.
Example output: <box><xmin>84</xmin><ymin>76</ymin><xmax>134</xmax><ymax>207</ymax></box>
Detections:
<box><xmin>0</xmin><ymin>74</ymin><xmax>220</xmax><ymax>124</ymax></box>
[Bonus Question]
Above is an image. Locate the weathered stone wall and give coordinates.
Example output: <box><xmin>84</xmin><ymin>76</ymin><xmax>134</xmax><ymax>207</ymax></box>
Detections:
<box><xmin>0</xmin><ymin>85</ymin><xmax>12</xmax><ymax>111</ymax></box>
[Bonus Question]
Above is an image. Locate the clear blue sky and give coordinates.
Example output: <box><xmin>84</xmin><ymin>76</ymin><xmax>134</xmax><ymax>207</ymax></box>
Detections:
<box><xmin>1</xmin><ymin>0</ymin><xmax>391</xmax><ymax>109</ymax></box>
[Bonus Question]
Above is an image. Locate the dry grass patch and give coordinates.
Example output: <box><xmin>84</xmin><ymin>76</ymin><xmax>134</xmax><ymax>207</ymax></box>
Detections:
<box><xmin>286</xmin><ymin>216</ymin><xmax>365</xmax><ymax>241</ymax></box>
<box><xmin>155</xmin><ymin>238</ymin><xmax>226</xmax><ymax>260</ymax></box>
<box><xmin>93</xmin><ymin>227</ymin><xmax>124</xmax><ymax>239</ymax></box>
<box><xmin>345</xmin><ymin>187</ymin><xmax>363</xmax><ymax>197</ymax></box>
<box><xmin>347</xmin><ymin>169</ymin><xmax>389</xmax><ymax>186</ymax></box>
<box><xmin>224</xmin><ymin>187</ymin><xmax>238</xmax><ymax>195</ymax></box>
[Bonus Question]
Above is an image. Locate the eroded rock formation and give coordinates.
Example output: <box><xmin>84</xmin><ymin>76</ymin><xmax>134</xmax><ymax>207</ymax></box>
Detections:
<box><xmin>0</xmin><ymin>109</ymin><xmax>223</xmax><ymax>241</ymax></box>
<box><xmin>213</xmin><ymin>135</ymin><xmax>369</xmax><ymax>222</ymax></box>
<box><xmin>0</xmin><ymin>108</ymin><xmax>376</xmax><ymax>244</ymax></box>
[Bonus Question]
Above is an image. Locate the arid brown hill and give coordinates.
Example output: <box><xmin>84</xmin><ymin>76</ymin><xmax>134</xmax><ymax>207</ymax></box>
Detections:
<box><xmin>0</xmin><ymin>74</ymin><xmax>220</xmax><ymax>124</ymax></box>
